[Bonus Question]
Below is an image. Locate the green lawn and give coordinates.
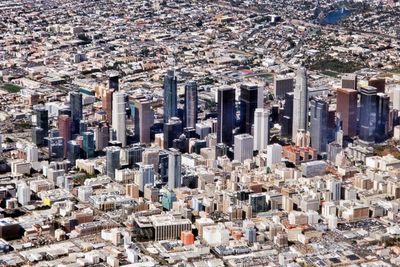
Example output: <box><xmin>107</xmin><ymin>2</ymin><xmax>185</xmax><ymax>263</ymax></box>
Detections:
<box><xmin>2</xmin><ymin>83</ymin><xmax>22</xmax><ymax>93</ymax></box>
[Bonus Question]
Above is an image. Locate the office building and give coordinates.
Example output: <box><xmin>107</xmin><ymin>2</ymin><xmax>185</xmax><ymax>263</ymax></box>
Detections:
<box><xmin>341</xmin><ymin>74</ymin><xmax>357</xmax><ymax>90</ymax></box>
<box><xmin>217</xmin><ymin>87</ymin><xmax>235</xmax><ymax>146</ymax></box>
<box><xmin>376</xmin><ymin>93</ymin><xmax>390</xmax><ymax>143</ymax></box>
<box><xmin>234</xmin><ymin>134</ymin><xmax>254</xmax><ymax>163</ymax></box>
<box><xmin>94</xmin><ymin>123</ymin><xmax>109</xmax><ymax>152</ymax></box>
<box><xmin>239</xmin><ymin>84</ymin><xmax>259</xmax><ymax>134</ymax></box>
<box><xmin>17</xmin><ymin>183</ymin><xmax>31</xmax><ymax>206</ymax></box>
<box><xmin>26</xmin><ymin>144</ymin><xmax>39</xmax><ymax>162</ymax></box>
<box><xmin>70</xmin><ymin>92</ymin><xmax>83</xmax><ymax>135</ymax></box>
<box><xmin>126</xmin><ymin>144</ymin><xmax>143</xmax><ymax>167</ymax></box>
<box><xmin>266</xmin><ymin>144</ymin><xmax>282</xmax><ymax>169</ymax></box>
<box><xmin>106</xmin><ymin>146</ymin><xmax>121</xmax><ymax>179</ymax></box>
<box><xmin>58</xmin><ymin>115</ymin><xmax>72</xmax><ymax>157</ymax></box>
<box><xmin>336</xmin><ymin>88</ymin><xmax>358</xmax><ymax>137</ymax></box>
<box><xmin>310</xmin><ymin>98</ymin><xmax>329</xmax><ymax>153</ymax></box>
<box><xmin>292</xmin><ymin>67</ymin><xmax>308</xmax><ymax>141</ymax></box>
<box><xmin>164</xmin><ymin>117</ymin><xmax>182</xmax><ymax>149</ymax></box>
<box><xmin>134</xmin><ymin>99</ymin><xmax>154</xmax><ymax>144</ymax></box>
<box><xmin>82</xmin><ymin>131</ymin><xmax>95</xmax><ymax>159</ymax></box>
<box><xmin>327</xmin><ymin>179</ymin><xmax>342</xmax><ymax>201</ymax></box>
<box><xmin>253</xmin><ymin>108</ymin><xmax>270</xmax><ymax>151</ymax></box>
<box><xmin>168</xmin><ymin>148</ymin><xmax>181</xmax><ymax>189</ymax></box>
<box><xmin>359</xmin><ymin>86</ymin><xmax>378</xmax><ymax>144</ymax></box>
<box><xmin>138</xmin><ymin>164</ymin><xmax>154</xmax><ymax>192</ymax></box>
<box><xmin>280</xmin><ymin>92</ymin><xmax>294</xmax><ymax>138</ymax></box>
<box><xmin>32</xmin><ymin>127</ymin><xmax>45</xmax><ymax>146</ymax></box>
<box><xmin>109</xmin><ymin>73</ymin><xmax>119</xmax><ymax>91</ymax></box>
<box><xmin>33</xmin><ymin>107</ymin><xmax>49</xmax><ymax>135</ymax></box>
<box><xmin>163</xmin><ymin>70</ymin><xmax>178</xmax><ymax>122</ymax></box>
<box><xmin>67</xmin><ymin>140</ymin><xmax>81</xmax><ymax>166</ymax></box>
<box><xmin>184</xmin><ymin>81</ymin><xmax>198</xmax><ymax>128</ymax></box>
<box><xmin>393</xmin><ymin>86</ymin><xmax>400</xmax><ymax>110</ymax></box>
<box><xmin>368</xmin><ymin>78</ymin><xmax>385</xmax><ymax>93</ymax></box>
<box><xmin>102</xmin><ymin>89</ymin><xmax>113</xmax><ymax>124</ymax></box>
<box><xmin>142</xmin><ymin>148</ymin><xmax>160</xmax><ymax>173</ymax></box>
<box><xmin>112</xmin><ymin>92</ymin><xmax>127</xmax><ymax>147</ymax></box>
<box><xmin>48</xmin><ymin>137</ymin><xmax>64</xmax><ymax>161</ymax></box>
<box><xmin>249</xmin><ymin>193</ymin><xmax>267</xmax><ymax>213</ymax></box>
<box><xmin>274</xmin><ymin>76</ymin><xmax>294</xmax><ymax>98</ymax></box>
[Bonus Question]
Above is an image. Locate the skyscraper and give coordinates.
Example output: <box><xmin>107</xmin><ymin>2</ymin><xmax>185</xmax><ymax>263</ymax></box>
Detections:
<box><xmin>359</xmin><ymin>86</ymin><xmax>378</xmax><ymax>144</ymax></box>
<box><xmin>280</xmin><ymin>92</ymin><xmax>294</xmax><ymax>138</ymax></box>
<box><xmin>253</xmin><ymin>108</ymin><xmax>270</xmax><ymax>151</ymax></box>
<box><xmin>292</xmin><ymin>67</ymin><xmax>308</xmax><ymax>141</ymax></box>
<box><xmin>184</xmin><ymin>81</ymin><xmax>198</xmax><ymax>128</ymax></box>
<box><xmin>48</xmin><ymin>137</ymin><xmax>64</xmax><ymax>161</ymax></box>
<box><xmin>67</xmin><ymin>140</ymin><xmax>81</xmax><ymax>166</ymax></box>
<box><xmin>240</xmin><ymin>84</ymin><xmax>259</xmax><ymax>134</ymax></box>
<box><xmin>58</xmin><ymin>115</ymin><xmax>72</xmax><ymax>158</ymax></box>
<box><xmin>217</xmin><ymin>87</ymin><xmax>235</xmax><ymax>146</ymax></box>
<box><xmin>112</xmin><ymin>92</ymin><xmax>127</xmax><ymax>147</ymax></box>
<box><xmin>94</xmin><ymin>123</ymin><xmax>109</xmax><ymax>152</ymax></box>
<box><xmin>164</xmin><ymin>117</ymin><xmax>182</xmax><ymax>149</ymax></box>
<box><xmin>168</xmin><ymin>148</ymin><xmax>181</xmax><ymax>190</ymax></box>
<box><xmin>376</xmin><ymin>93</ymin><xmax>390</xmax><ymax>143</ymax></box>
<box><xmin>106</xmin><ymin>146</ymin><xmax>121</xmax><ymax>179</ymax></box>
<box><xmin>393</xmin><ymin>86</ymin><xmax>400</xmax><ymax>110</ymax></box>
<box><xmin>82</xmin><ymin>131</ymin><xmax>95</xmax><ymax>159</ymax></box>
<box><xmin>109</xmin><ymin>73</ymin><xmax>119</xmax><ymax>91</ymax></box>
<box><xmin>310</xmin><ymin>98</ymin><xmax>329</xmax><ymax>153</ymax></box>
<box><xmin>126</xmin><ymin>144</ymin><xmax>144</xmax><ymax>167</ymax></box>
<box><xmin>266</xmin><ymin>144</ymin><xmax>282</xmax><ymax>169</ymax></box>
<box><xmin>234</xmin><ymin>134</ymin><xmax>254</xmax><ymax>163</ymax></box>
<box><xmin>33</xmin><ymin>107</ymin><xmax>49</xmax><ymax>135</ymax></box>
<box><xmin>341</xmin><ymin>74</ymin><xmax>357</xmax><ymax>90</ymax></box>
<box><xmin>163</xmin><ymin>70</ymin><xmax>178</xmax><ymax>123</ymax></box>
<box><xmin>102</xmin><ymin>89</ymin><xmax>113</xmax><ymax>124</ymax></box>
<box><xmin>336</xmin><ymin>88</ymin><xmax>358</xmax><ymax>137</ymax></box>
<box><xmin>70</xmin><ymin>92</ymin><xmax>83</xmax><ymax>136</ymax></box>
<box><xmin>134</xmin><ymin>99</ymin><xmax>154</xmax><ymax>144</ymax></box>
<box><xmin>274</xmin><ymin>76</ymin><xmax>294</xmax><ymax>99</ymax></box>
<box><xmin>138</xmin><ymin>164</ymin><xmax>155</xmax><ymax>192</ymax></box>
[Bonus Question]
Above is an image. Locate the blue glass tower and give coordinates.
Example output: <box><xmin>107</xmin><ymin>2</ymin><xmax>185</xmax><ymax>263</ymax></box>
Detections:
<box><xmin>163</xmin><ymin>70</ymin><xmax>178</xmax><ymax>123</ymax></box>
<box><xmin>359</xmin><ymin>86</ymin><xmax>378</xmax><ymax>143</ymax></box>
<box><xmin>82</xmin><ymin>131</ymin><xmax>95</xmax><ymax>159</ymax></box>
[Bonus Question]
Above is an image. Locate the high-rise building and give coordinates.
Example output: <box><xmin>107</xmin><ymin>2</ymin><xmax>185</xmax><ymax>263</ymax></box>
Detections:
<box><xmin>26</xmin><ymin>144</ymin><xmax>38</xmax><ymax>162</ymax></box>
<box><xmin>310</xmin><ymin>98</ymin><xmax>329</xmax><ymax>153</ymax></box>
<box><xmin>266</xmin><ymin>144</ymin><xmax>282</xmax><ymax>169</ymax></box>
<box><xmin>106</xmin><ymin>146</ymin><xmax>121</xmax><ymax>179</ymax></box>
<box><xmin>376</xmin><ymin>93</ymin><xmax>390</xmax><ymax>143</ymax></box>
<box><xmin>274</xmin><ymin>76</ymin><xmax>294</xmax><ymax>99</ymax></box>
<box><xmin>393</xmin><ymin>86</ymin><xmax>400</xmax><ymax>111</ymax></box>
<box><xmin>112</xmin><ymin>92</ymin><xmax>127</xmax><ymax>147</ymax></box>
<box><xmin>159</xmin><ymin>149</ymin><xmax>170</xmax><ymax>183</ymax></box>
<box><xmin>327</xmin><ymin>179</ymin><xmax>342</xmax><ymax>201</ymax></box>
<box><xmin>359</xmin><ymin>86</ymin><xmax>378</xmax><ymax>143</ymax></box>
<box><xmin>184</xmin><ymin>81</ymin><xmax>198</xmax><ymax>128</ymax></box>
<box><xmin>134</xmin><ymin>99</ymin><xmax>154</xmax><ymax>144</ymax></box>
<box><xmin>341</xmin><ymin>74</ymin><xmax>357</xmax><ymax>90</ymax></box>
<box><xmin>253</xmin><ymin>108</ymin><xmax>270</xmax><ymax>151</ymax></box>
<box><xmin>280</xmin><ymin>92</ymin><xmax>294</xmax><ymax>138</ymax></box>
<box><xmin>32</xmin><ymin>127</ymin><xmax>45</xmax><ymax>146</ymax></box>
<box><xmin>240</xmin><ymin>84</ymin><xmax>259</xmax><ymax>134</ymax></box>
<box><xmin>109</xmin><ymin>73</ymin><xmax>119</xmax><ymax>91</ymax></box>
<box><xmin>138</xmin><ymin>164</ymin><xmax>155</xmax><ymax>192</ymax></box>
<box><xmin>168</xmin><ymin>148</ymin><xmax>181</xmax><ymax>190</ymax></box>
<box><xmin>79</xmin><ymin>120</ymin><xmax>88</xmax><ymax>135</ymax></box>
<box><xmin>48</xmin><ymin>137</ymin><xmax>64</xmax><ymax>161</ymax></box>
<box><xmin>164</xmin><ymin>117</ymin><xmax>182</xmax><ymax>149</ymax></box>
<box><xmin>126</xmin><ymin>144</ymin><xmax>143</xmax><ymax>167</ymax></box>
<box><xmin>163</xmin><ymin>70</ymin><xmax>178</xmax><ymax>123</ymax></box>
<box><xmin>336</xmin><ymin>88</ymin><xmax>358</xmax><ymax>137</ymax></box>
<box><xmin>94</xmin><ymin>123</ymin><xmax>109</xmax><ymax>152</ymax></box>
<box><xmin>58</xmin><ymin>115</ymin><xmax>72</xmax><ymax>158</ymax></box>
<box><xmin>143</xmin><ymin>148</ymin><xmax>160</xmax><ymax>173</ymax></box>
<box><xmin>82</xmin><ymin>131</ymin><xmax>95</xmax><ymax>159</ymax></box>
<box><xmin>234</xmin><ymin>134</ymin><xmax>254</xmax><ymax>163</ymax></box>
<box><xmin>217</xmin><ymin>87</ymin><xmax>235</xmax><ymax>146</ymax></box>
<box><xmin>102</xmin><ymin>89</ymin><xmax>113</xmax><ymax>124</ymax></box>
<box><xmin>70</xmin><ymin>92</ymin><xmax>83</xmax><ymax>136</ymax></box>
<box><xmin>67</xmin><ymin>140</ymin><xmax>81</xmax><ymax>166</ymax></box>
<box><xmin>292</xmin><ymin>67</ymin><xmax>308</xmax><ymax>141</ymax></box>
<box><xmin>17</xmin><ymin>183</ymin><xmax>31</xmax><ymax>206</ymax></box>
<box><xmin>33</xmin><ymin>107</ymin><xmax>49</xmax><ymax>135</ymax></box>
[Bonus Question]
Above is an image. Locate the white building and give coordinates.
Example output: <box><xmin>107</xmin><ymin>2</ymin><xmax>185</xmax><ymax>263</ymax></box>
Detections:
<box><xmin>253</xmin><ymin>108</ymin><xmax>270</xmax><ymax>151</ymax></box>
<box><xmin>112</xmin><ymin>92</ymin><xmax>127</xmax><ymax>147</ymax></box>
<box><xmin>327</xmin><ymin>180</ymin><xmax>342</xmax><ymax>202</ymax></box>
<box><xmin>202</xmin><ymin>223</ymin><xmax>230</xmax><ymax>246</ymax></box>
<box><xmin>234</xmin><ymin>134</ymin><xmax>253</xmax><ymax>163</ymax></box>
<box><xmin>26</xmin><ymin>144</ymin><xmax>39</xmax><ymax>162</ymax></box>
<box><xmin>266</xmin><ymin>143</ymin><xmax>282</xmax><ymax>169</ymax></box>
<box><xmin>17</xmin><ymin>183</ymin><xmax>31</xmax><ymax>205</ymax></box>
<box><xmin>393</xmin><ymin>86</ymin><xmax>400</xmax><ymax>110</ymax></box>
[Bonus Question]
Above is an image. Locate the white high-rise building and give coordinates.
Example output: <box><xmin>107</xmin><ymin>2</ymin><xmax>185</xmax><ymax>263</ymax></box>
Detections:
<box><xmin>0</xmin><ymin>133</ymin><xmax>2</xmax><ymax>153</ymax></box>
<box><xmin>393</xmin><ymin>86</ymin><xmax>400</xmax><ymax>110</ymax></box>
<box><xmin>253</xmin><ymin>108</ymin><xmax>269</xmax><ymax>151</ymax></box>
<box><xmin>234</xmin><ymin>134</ymin><xmax>254</xmax><ymax>163</ymax></box>
<box><xmin>26</xmin><ymin>144</ymin><xmax>39</xmax><ymax>162</ymax></box>
<box><xmin>112</xmin><ymin>92</ymin><xmax>127</xmax><ymax>147</ymax></box>
<box><xmin>17</xmin><ymin>183</ymin><xmax>31</xmax><ymax>206</ymax></box>
<box><xmin>327</xmin><ymin>179</ymin><xmax>342</xmax><ymax>202</ymax></box>
<box><xmin>292</xmin><ymin>67</ymin><xmax>308</xmax><ymax>141</ymax></box>
<box><xmin>266</xmin><ymin>143</ymin><xmax>282</xmax><ymax>169</ymax></box>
